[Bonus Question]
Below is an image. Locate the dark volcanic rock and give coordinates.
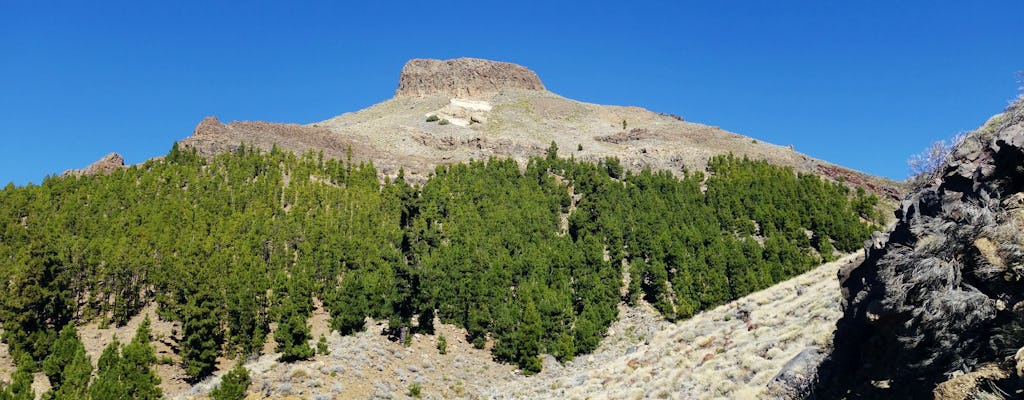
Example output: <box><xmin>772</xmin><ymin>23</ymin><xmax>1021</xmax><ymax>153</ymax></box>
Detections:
<box><xmin>812</xmin><ymin>97</ymin><xmax>1024</xmax><ymax>399</ymax></box>
<box><xmin>766</xmin><ymin>348</ymin><xmax>824</xmax><ymax>399</ymax></box>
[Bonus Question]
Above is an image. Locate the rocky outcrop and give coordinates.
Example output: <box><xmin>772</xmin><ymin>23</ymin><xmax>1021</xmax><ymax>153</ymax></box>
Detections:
<box><xmin>812</xmin><ymin>97</ymin><xmax>1024</xmax><ymax>399</ymax></box>
<box><xmin>395</xmin><ymin>58</ymin><xmax>545</xmax><ymax>98</ymax></box>
<box><xmin>181</xmin><ymin>116</ymin><xmax>366</xmax><ymax>160</ymax></box>
<box><xmin>62</xmin><ymin>152</ymin><xmax>125</xmax><ymax>177</ymax></box>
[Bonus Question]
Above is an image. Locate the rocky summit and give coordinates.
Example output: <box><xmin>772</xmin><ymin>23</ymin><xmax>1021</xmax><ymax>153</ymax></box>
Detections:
<box><xmin>395</xmin><ymin>58</ymin><xmax>546</xmax><ymax>98</ymax></box>
<box><xmin>812</xmin><ymin>96</ymin><xmax>1024</xmax><ymax>399</ymax></box>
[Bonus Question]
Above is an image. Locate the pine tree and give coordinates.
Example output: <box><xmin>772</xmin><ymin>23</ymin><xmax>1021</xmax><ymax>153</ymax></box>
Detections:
<box><xmin>49</xmin><ymin>345</ymin><xmax>91</xmax><ymax>400</ymax></box>
<box><xmin>41</xmin><ymin>325</ymin><xmax>93</xmax><ymax>399</ymax></box>
<box><xmin>0</xmin><ymin>243</ymin><xmax>72</xmax><ymax>363</ymax></box>
<box><xmin>42</xmin><ymin>324</ymin><xmax>83</xmax><ymax>391</ymax></box>
<box><xmin>516</xmin><ymin>299</ymin><xmax>544</xmax><ymax>375</ymax></box>
<box><xmin>274</xmin><ymin>299</ymin><xmax>314</xmax><ymax>362</ymax></box>
<box><xmin>121</xmin><ymin>316</ymin><xmax>162</xmax><ymax>399</ymax></box>
<box><xmin>89</xmin><ymin>337</ymin><xmax>128</xmax><ymax>400</ymax></box>
<box><xmin>210</xmin><ymin>361</ymin><xmax>250</xmax><ymax>400</ymax></box>
<box><xmin>181</xmin><ymin>288</ymin><xmax>222</xmax><ymax>380</ymax></box>
<box><xmin>0</xmin><ymin>355</ymin><xmax>36</xmax><ymax>400</ymax></box>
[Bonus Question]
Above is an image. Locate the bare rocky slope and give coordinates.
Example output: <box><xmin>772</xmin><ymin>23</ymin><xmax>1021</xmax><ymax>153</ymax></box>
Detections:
<box><xmin>812</xmin><ymin>97</ymin><xmax>1024</xmax><ymax>399</ymax></box>
<box><xmin>178</xmin><ymin>58</ymin><xmax>901</xmax><ymax>198</ymax></box>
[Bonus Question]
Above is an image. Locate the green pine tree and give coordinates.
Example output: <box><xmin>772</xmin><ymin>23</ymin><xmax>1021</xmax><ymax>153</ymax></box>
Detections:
<box><xmin>181</xmin><ymin>288</ymin><xmax>222</xmax><ymax>380</ymax></box>
<box><xmin>0</xmin><ymin>355</ymin><xmax>36</xmax><ymax>400</ymax></box>
<box><xmin>275</xmin><ymin>307</ymin><xmax>314</xmax><ymax>362</ymax></box>
<box><xmin>121</xmin><ymin>316</ymin><xmax>162</xmax><ymax>399</ymax></box>
<box><xmin>89</xmin><ymin>337</ymin><xmax>128</xmax><ymax>400</ymax></box>
<box><xmin>209</xmin><ymin>361</ymin><xmax>250</xmax><ymax>400</ymax></box>
<box><xmin>49</xmin><ymin>345</ymin><xmax>91</xmax><ymax>400</ymax></box>
<box><xmin>42</xmin><ymin>324</ymin><xmax>83</xmax><ymax>392</ymax></box>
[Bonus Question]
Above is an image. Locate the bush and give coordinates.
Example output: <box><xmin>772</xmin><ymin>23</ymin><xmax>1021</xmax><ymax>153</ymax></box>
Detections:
<box><xmin>408</xmin><ymin>382</ymin><xmax>422</xmax><ymax>398</ymax></box>
<box><xmin>316</xmin><ymin>334</ymin><xmax>329</xmax><ymax>355</ymax></box>
<box><xmin>426</xmin><ymin>115</ymin><xmax>439</xmax><ymax>122</ymax></box>
<box><xmin>437</xmin><ymin>334</ymin><xmax>447</xmax><ymax>355</ymax></box>
<box><xmin>438</xmin><ymin>119</ymin><xmax>450</xmax><ymax>125</ymax></box>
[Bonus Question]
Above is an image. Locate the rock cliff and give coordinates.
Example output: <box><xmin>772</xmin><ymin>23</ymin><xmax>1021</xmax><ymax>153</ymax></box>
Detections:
<box><xmin>812</xmin><ymin>96</ymin><xmax>1024</xmax><ymax>399</ymax></box>
<box><xmin>394</xmin><ymin>58</ymin><xmax>545</xmax><ymax>98</ymax></box>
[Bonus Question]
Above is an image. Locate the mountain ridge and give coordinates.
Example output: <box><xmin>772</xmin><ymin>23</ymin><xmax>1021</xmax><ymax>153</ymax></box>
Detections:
<box><xmin>172</xmin><ymin>58</ymin><xmax>901</xmax><ymax>198</ymax></box>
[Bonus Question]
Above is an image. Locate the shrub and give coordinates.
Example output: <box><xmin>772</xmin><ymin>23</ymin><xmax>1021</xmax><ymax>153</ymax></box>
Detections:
<box><xmin>426</xmin><ymin>115</ymin><xmax>439</xmax><ymax>122</ymax></box>
<box><xmin>437</xmin><ymin>334</ymin><xmax>447</xmax><ymax>355</ymax></box>
<box><xmin>317</xmin><ymin>334</ymin><xmax>329</xmax><ymax>355</ymax></box>
<box><xmin>907</xmin><ymin>132</ymin><xmax>965</xmax><ymax>187</ymax></box>
<box><xmin>438</xmin><ymin>119</ymin><xmax>450</xmax><ymax>125</ymax></box>
<box><xmin>409</xmin><ymin>382</ymin><xmax>422</xmax><ymax>398</ymax></box>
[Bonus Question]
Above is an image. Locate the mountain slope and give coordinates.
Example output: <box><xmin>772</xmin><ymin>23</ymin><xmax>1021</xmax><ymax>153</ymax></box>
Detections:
<box><xmin>179</xmin><ymin>58</ymin><xmax>901</xmax><ymax>198</ymax></box>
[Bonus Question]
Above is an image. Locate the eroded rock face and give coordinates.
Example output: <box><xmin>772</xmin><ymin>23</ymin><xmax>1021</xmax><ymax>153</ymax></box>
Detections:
<box><xmin>62</xmin><ymin>152</ymin><xmax>125</xmax><ymax>177</ymax></box>
<box><xmin>812</xmin><ymin>97</ymin><xmax>1024</xmax><ymax>399</ymax></box>
<box><xmin>395</xmin><ymin>58</ymin><xmax>545</xmax><ymax>98</ymax></box>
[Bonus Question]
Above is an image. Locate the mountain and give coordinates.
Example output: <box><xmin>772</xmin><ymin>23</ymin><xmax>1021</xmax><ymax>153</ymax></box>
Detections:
<box><xmin>179</xmin><ymin>57</ymin><xmax>901</xmax><ymax>198</ymax></box>
<box><xmin>813</xmin><ymin>96</ymin><xmax>1024</xmax><ymax>399</ymax></box>
<box><xmin>0</xmin><ymin>58</ymin><xmax>902</xmax><ymax>399</ymax></box>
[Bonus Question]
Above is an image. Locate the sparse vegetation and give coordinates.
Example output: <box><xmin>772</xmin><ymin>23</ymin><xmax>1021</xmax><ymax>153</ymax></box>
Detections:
<box><xmin>409</xmin><ymin>382</ymin><xmax>422</xmax><ymax>398</ymax></box>
<box><xmin>437</xmin><ymin>334</ymin><xmax>447</xmax><ymax>355</ymax></box>
<box><xmin>438</xmin><ymin>118</ymin><xmax>450</xmax><ymax>125</ymax></box>
<box><xmin>426</xmin><ymin>115</ymin><xmax>440</xmax><ymax>122</ymax></box>
<box><xmin>906</xmin><ymin>132</ymin><xmax>965</xmax><ymax>187</ymax></box>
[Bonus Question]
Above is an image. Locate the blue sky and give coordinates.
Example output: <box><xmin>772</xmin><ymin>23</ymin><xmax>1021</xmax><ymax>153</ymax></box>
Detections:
<box><xmin>2</xmin><ymin>1</ymin><xmax>1022</xmax><ymax>185</ymax></box>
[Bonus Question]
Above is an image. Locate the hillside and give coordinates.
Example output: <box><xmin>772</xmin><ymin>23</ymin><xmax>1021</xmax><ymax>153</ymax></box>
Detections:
<box><xmin>0</xmin><ymin>145</ymin><xmax>879</xmax><ymax>398</ymax></box>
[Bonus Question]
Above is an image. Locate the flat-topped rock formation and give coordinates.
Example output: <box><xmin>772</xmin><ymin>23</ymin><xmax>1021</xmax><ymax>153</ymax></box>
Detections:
<box><xmin>395</xmin><ymin>58</ymin><xmax>546</xmax><ymax>98</ymax></box>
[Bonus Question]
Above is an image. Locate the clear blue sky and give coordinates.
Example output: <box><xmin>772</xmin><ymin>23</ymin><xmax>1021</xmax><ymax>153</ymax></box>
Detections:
<box><xmin>2</xmin><ymin>1</ymin><xmax>1022</xmax><ymax>186</ymax></box>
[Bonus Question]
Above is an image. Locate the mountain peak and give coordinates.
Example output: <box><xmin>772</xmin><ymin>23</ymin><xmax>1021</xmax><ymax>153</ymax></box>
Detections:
<box><xmin>395</xmin><ymin>58</ymin><xmax>546</xmax><ymax>98</ymax></box>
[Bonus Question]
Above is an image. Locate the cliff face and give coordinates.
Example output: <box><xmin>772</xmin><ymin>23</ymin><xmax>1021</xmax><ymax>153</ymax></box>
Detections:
<box><xmin>813</xmin><ymin>97</ymin><xmax>1024</xmax><ymax>399</ymax></box>
<box><xmin>394</xmin><ymin>58</ymin><xmax>545</xmax><ymax>98</ymax></box>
